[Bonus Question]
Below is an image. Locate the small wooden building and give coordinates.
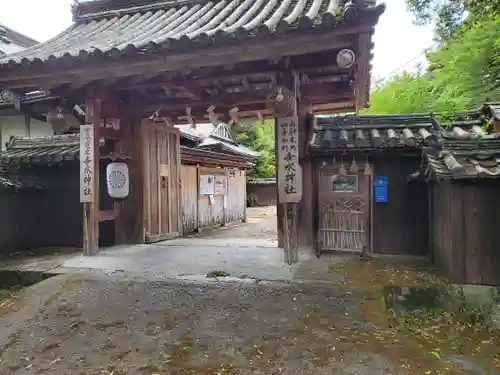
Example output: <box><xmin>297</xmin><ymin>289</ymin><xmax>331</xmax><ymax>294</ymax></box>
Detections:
<box><xmin>414</xmin><ymin>116</ymin><xmax>500</xmax><ymax>286</ymax></box>
<box><xmin>177</xmin><ymin>121</ymin><xmax>257</xmax><ymax>232</ymax></box>
<box><xmin>309</xmin><ymin>114</ymin><xmax>439</xmax><ymax>256</ymax></box>
<box><xmin>246</xmin><ymin>178</ymin><xmax>277</xmax><ymax>207</ymax></box>
<box><xmin>0</xmin><ymin>167</ymin><xmax>48</xmax><ymax>254</ymax></box>
<box><xmin>0</xmin><ymin>134</ymin><xmax>124</xmax><ymax>252</ymax></box>
<box><xmin>0</xmin><ymin>131</ymin><xmax>252</xmax><ymax>253</ymax></box>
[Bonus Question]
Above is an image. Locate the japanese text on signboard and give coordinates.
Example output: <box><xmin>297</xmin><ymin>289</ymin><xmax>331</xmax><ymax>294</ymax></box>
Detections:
<box><xmin>277</xmin><ymin>116</ymin><xmax>302</xmax><ymax>202</ymax></box>
<box><xmin>80</xmin><ymin>124</ymin><xmax>95</xmax><ymax>202</ymax></box>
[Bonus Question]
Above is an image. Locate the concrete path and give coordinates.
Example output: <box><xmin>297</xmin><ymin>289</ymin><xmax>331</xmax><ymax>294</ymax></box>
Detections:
<box><xmin>0</xmin><ymin>205</ymin><xmax>371</xmax><ymax>285</ymax></box>
<box><xmin>0</xmin><ymin>206</ymin><xmax>309</xmax><ymax>282</ymax></box>
<box><xmin>61</xmin><ymin>238</ymin><xmax>305</xmax><ymax>281</ymax></box>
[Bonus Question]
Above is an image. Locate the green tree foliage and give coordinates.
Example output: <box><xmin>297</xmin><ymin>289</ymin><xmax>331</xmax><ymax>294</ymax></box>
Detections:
<box><xmin>366</xmin><ymin>72</ymin><xmax>462</xmax><ymax>114</ymax></box>
<box><xmin>406</xmin><ymin>0</ymin><xmax>500</xmax><ymax>40</ymax></box>
<box><xmin>365</xmin><ymin>6</ymin><xmax>500</xmax><ymax>115</ymax></box>
<box><xmin>406</xmin><ymin>0</ymin><xmax>465</xmax><ymax>40</ymax></box>
<box><xmin>428</xmin><ymin>15</ymin><xmax>500</xmax><ymax>106</ymax></box>
<box><xmin>232</xmin><ymin>120</ymin><xmax>276</xmax><ymax>178</ymax></box>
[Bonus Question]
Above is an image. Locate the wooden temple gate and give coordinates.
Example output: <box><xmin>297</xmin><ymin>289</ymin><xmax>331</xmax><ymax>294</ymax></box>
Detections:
<box><xmin>0</xmin><ymin>0</ymin><xmax>384</xmax><ymax>258</ymax></box>
<box><xmin>142</xmin><ymin>120</ymin><xmax>181</xmax><ymax>243</ymax></box>
<box><xmin>317</xmin><ymin>169</ymin><xmax>370</xmax><ymax>252</ymax></box>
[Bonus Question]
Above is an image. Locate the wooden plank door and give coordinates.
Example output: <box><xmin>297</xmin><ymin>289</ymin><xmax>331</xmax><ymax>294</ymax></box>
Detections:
<box><xmin>318</xmin><ymin>169</ymin><xmax>369</xmax><ymax>252</ymax></box>
<box><xmin>142</xmin><ymin>120</ymin><xmax>181</xmax><ymax>243</ymax></box>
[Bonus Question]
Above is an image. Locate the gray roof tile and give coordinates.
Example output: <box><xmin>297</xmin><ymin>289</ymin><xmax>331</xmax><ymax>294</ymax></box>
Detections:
<box><xmin>0</xmin><ymin>0</ymin><xmax>384</xmax><ymax>67</ymax></box>
<box><xmin>0</xmin><ymin>132</ymin><xmax>255</xmax><ymax>166</ymax></box>
<box><xmin>310</xmin><ymin>114</ymin><xmax>438</xmax><ymax>150</ymax></box>
<box><xmin>425</xmin><ymin>127</ymin><xmax>500</xmax><ymax>180</ymax></box>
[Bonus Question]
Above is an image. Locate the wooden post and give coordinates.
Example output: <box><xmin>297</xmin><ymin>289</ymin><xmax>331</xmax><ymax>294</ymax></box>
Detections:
<box><xmin>312</xmin><ymin>158</ymin><xmax>320</xmax><ymax>257</ymax></box>
<box><xmin>24</xmin><ymin>114</ymin><xmax>31</xmax><ymax>138</ymax></box>
<box><xmin>82</xmin><ymin>96</ymin><xmax>101</xmax><ymax>255</ymax></box>
<box><xmin>368</xmin><ymin>165</ymin><xmax>374</xmax><ymax>254</ymax></box>
<box><xmin>283</xmin><ymin>203</ymin><xmax>290</xmax><ymax>263</ymax></box>
<box><xmin>196</xmin><ymin>164</ymin><xmax>201</xmax><ymax>233</ymax></box>
<box><xmin>274</xmin><ymin>119</ymin><xmax>284</xmax><ymax>247</ymax></box>
<box><xmin>275</xmin><ymin>71</ymin><xmax>302</xmax><ymax>264</ymax></box>
<box><xmin>297</xmin><ymin>105</ymin><xmax>313</xmax><ymax>247</ymax></box>
<box><xmin>113</xmin><ymin>93</ymin><xmax>146</xmax><ymax>245</ymax></box>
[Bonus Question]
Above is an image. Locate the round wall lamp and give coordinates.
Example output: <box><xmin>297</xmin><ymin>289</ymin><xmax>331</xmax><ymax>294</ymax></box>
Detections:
<box><xmin>336</xmin><ymin>49</ymin><xmax>356</xmax><ymax>69</ymax></box>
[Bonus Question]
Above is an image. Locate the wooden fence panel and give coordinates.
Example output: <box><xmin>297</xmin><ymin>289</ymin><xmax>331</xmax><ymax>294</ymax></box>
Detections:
<box><xmin>225</xmin><ymin>169</ymin><xmax>246</xmax><ymax>223</ymax></box>
<box><xmin>180</xmin><ymin>165</ymin><xmax>198</xmax><ymax>233</ymax></box>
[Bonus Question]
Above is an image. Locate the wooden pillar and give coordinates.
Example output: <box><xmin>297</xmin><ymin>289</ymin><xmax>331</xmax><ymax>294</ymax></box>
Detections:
<box><xmin>82</xmin><ymin>95</ymin><xmax>101</xmax><ymax>255</ymax></box>
<box><xmin>275</xmin><ymin>70</ymin><xmax>302</xmax><ymax>263</ymax></box>
<box><xmin>242</xmin><ymin>168</ymin><xmax>247</xmax><ymax>223</ymax></box>
<box><xmin>274</xmin><ymin>70</ymin><xmax>315</xmax><ymax>258</ymax></box>
<box><xmin>312</xmin><ymin>158</ymin><xmax>320</xmax><ymax>257</ymax></box>
<box><xmin>274</xmin><ymin>118</ymin><xmax>285</xmax><ymax>248</ymax></box>
<box><xmin>0</xmin><ymin>117</ymin><xmax>3</xmax><ymax>152</ymax></box>
<box><xmin>196</xmin><ymin>164</ymin><xmax>202</xmax><ymax>233</ymax></box>
<box><xmin>24</xmin><ymin>115</ymin><xmax>31</xmax><ymax>138</ymax></box>
<box><xmin>297</xmin><ymin>107</ymin><xmax>314</xmax><ymax>247</ymax></box>
<box><xmin>114</xmin><ymin>96</ymin><xmax>145</xmax><ymax>244</ymax></box>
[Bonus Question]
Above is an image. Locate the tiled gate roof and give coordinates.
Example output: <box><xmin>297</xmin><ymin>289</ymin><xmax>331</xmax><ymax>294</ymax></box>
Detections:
<box><xmin>0</xmin><ymin>0</ymin><xmax>384</xmax><ymax>67</ymax></box>
<box><xmin>424</xmin><ymin>127</ymin><xmax>500</xmax><ymax>180</ymax></box>
<box><xmin>309</xmin><ymin>114</ymin><xmax>439</xmax><ymax>150</ymax></box>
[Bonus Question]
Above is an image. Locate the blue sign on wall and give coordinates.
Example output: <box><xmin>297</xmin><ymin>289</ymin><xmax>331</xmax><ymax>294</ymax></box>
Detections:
<box><xmin>373</xmin><ymin>176</ymin><xmax>388</xmax><ymax>203</ymax></box>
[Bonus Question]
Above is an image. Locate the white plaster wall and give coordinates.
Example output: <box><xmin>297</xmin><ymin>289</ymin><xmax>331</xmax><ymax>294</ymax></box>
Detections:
<box><xmin>0</xmin><ymin>115</ymin><xmax>53</xmax><ymax>150</ymax></box>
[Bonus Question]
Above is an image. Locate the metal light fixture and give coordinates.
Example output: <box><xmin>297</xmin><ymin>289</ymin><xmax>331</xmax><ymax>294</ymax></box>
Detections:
<box><xmin>364</xmin><ymin>157</ymin><xmax>372</xmax><ymax>176</ymax></box>
<box><xmin>349</xmin><ymin>156</ymin><xmax>359</xmax><ymax>173</ymax></box>
<box><xmin>339</xmin><ymin>155</ymin><xmax>346</xmax><ymax>176</ymax></box>
<box><xmin>276</xmin><ymin>87</ymin><xmax>284</xmax><ymax>102</ymax></box>
<box><xmin>336</xmin><ymin>49</ymin><xmax>356</xmax><ymax>69</ymax></box>
<box><xmin>339</xmin><ymin>164</ymin><xmax>347</xmax><ymax>176</ymax></box>
<box><xmin>0</xmin><ymin>89</ymin><xmax>15</xmax><ymax>104</ymax></box>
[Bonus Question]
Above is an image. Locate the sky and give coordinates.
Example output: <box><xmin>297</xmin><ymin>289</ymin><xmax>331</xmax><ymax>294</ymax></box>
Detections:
<box><xmin>0</xmin><ymin>0</ymin><xmax>435</xmax><ymax>82</ymax></box>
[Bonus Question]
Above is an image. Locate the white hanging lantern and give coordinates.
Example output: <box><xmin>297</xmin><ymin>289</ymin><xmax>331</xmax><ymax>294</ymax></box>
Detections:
<box><xmin>106</xmin><ymin>162</ymin><xmax>130</xmax><ymax>199</ymax></box>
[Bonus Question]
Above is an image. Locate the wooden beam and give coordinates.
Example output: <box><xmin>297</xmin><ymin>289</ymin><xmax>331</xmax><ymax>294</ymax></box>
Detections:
<box><xmin>140</xmin><ymin>99</ymin><xmax>354</xmax><ymax>124</ymax></box>
<box><xmin>98</xmin><ymin>202</ymin><xmax>121</xmax><ymax>222</ymax></box>
<box><xmin>0</xmin><ymin>26</ymin><xmax>369</xmax><ymax>88</ymax></box>
<box><xmin>354</xmin><ymin>32</ymin><xmax>373</xmax><ymax>112</ymax></box>
<box><xmin>170</xmin><ymin>76</ymin><xmax>209</xmax><ymax>100</ymax></box>
<box><xmin>137</xmin><ymin>84</ymin><xmax>353</xmax><ymax>111</ymax></box>
<box><xmin>109</xmin><ymin>55</ymin><xmax>353</xmax><ymax>93</ymax></box>
<box><xmin>100</xmin><ymin>127</ymin><xmax>122</xmax><ymax>140</ymax></box>
<box><xmin>35</xmin><ymin>51</ymin><xmax>356</xmax><ymax>96</ymax></box>
<box><xmin>141</xmin><ymin>98</ymin><xmax>354</xmax><ymax>120</ymax></box>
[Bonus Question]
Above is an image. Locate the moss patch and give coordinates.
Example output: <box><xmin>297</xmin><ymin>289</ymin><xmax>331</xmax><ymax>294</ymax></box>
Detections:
<box><xmin>328</xmin><ymin>257</ymin><xmax>500</xmax><ymax>374</ymax></box>
<box><xmin>206</xmin><ymin>270</ymin><xmax>230</xmax><ymax>278</ymax></box>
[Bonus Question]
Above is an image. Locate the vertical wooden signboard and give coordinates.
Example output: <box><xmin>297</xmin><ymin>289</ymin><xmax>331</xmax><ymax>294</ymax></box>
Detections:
<box><xmin>277</xmin><ymin>115</ymin><xmax>302</xmax><ymax>264</ymax></box>
<box><xmin>277</xmin><ymin>116</ymin><xmax>302</xmax><ymax>203</ymax></box>
<box><xmin>80</xmin><ymin>124</ymin><xmax>95</xmax><ymax>203</ymax></box>
<box><xmin>81</xmin><ymin>97</ymin><xmax>101</xmax><ymax>256</ymax></box>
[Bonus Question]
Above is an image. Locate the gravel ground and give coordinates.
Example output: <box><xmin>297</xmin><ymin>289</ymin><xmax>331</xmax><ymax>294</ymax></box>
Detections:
<box><xmin>0</xmin><ymin>277</ymin><xmax>398</xmax><ymax>375</ymax></box>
